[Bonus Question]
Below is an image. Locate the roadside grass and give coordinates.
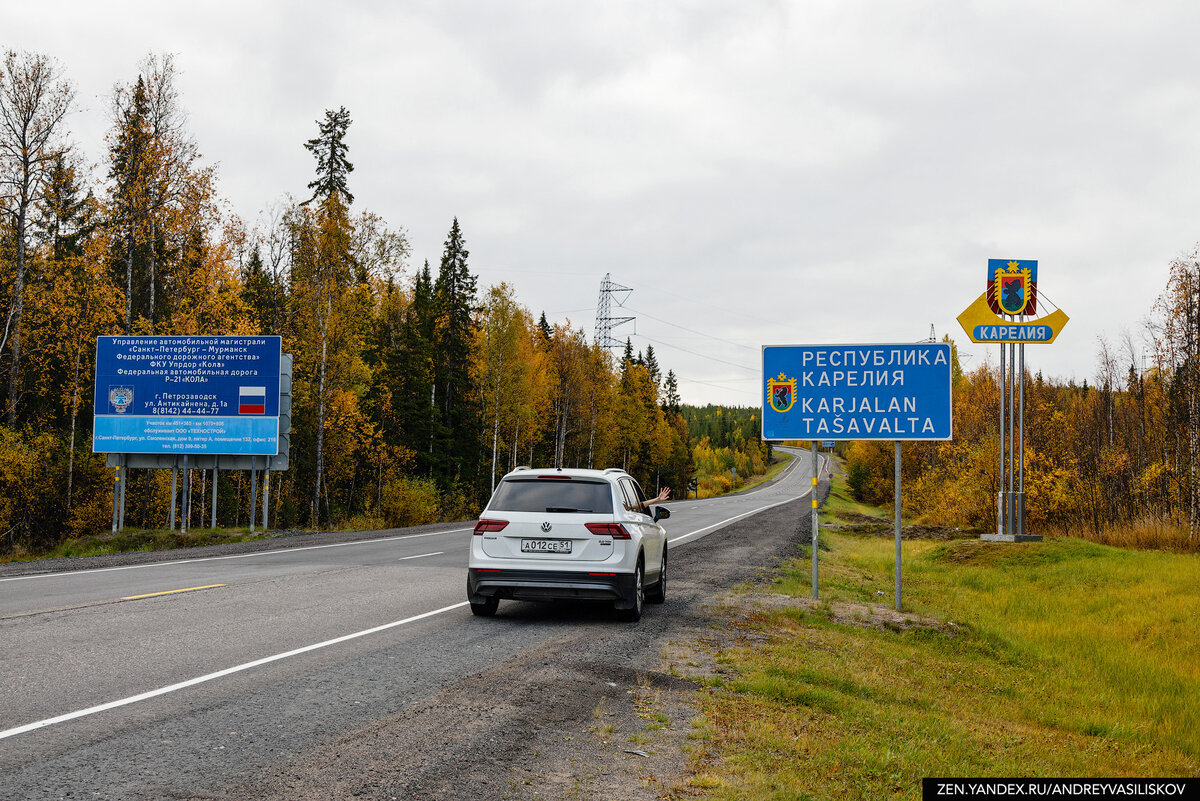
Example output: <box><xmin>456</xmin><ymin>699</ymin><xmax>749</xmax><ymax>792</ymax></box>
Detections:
<box><xmin>688</xmin><ymin>484</ymin><xmax>1200</xmax><ymax>798</ymax></box>
<box><xmin>819</xmin><ymin>457</ymin><xmax>892</xmax><ymax>524</ymax></box>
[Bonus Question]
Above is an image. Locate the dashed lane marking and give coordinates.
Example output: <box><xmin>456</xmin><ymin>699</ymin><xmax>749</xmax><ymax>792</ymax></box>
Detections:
<box><xmin>121</xmin><ymin>584</ymin><xmax>226</xmax><ymax>600</ymax></box>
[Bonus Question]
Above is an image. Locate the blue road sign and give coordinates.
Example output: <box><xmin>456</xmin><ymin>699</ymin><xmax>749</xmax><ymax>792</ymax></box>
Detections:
<box><xmin>762</xmin><ymin>344</ymin><xmax>953</xmax><ymax>441</ymax></box>
<box><xmin>93</xmin><ymin>336</ymin><xmax>281</xmax><ymax>455</ymax></box>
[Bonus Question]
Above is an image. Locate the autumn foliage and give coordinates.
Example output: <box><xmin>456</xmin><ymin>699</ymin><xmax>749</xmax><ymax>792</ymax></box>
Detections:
<box><xmin>0</xmin><ymin>51</ymin><xmax>694</xmax><ymax>554</ymax></box>
<box><xmin>847</xmin><ymin>262</ymin><xmax>1200</xmax><ymax>551</ymax></box>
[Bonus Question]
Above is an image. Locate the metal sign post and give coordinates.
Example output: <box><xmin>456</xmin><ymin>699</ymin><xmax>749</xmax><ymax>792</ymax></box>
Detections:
<box><xmin>181</xmin><ymin>455</ymin><xmax>189</xmax><ymax>535</ymax></box>
<box><xmin>894</xmin><ymin>441</ymin><xmax>902</xmax><ymax>611</ymax></box>
<box><xmin>249</xmin><ymin>456</ymin><xmax>258</xmax><ymax>534</ymax></box>
<box><xmin>118</xmin><ymin>455</ymin><xmax>127</xmax><ymax>531</ymax></box>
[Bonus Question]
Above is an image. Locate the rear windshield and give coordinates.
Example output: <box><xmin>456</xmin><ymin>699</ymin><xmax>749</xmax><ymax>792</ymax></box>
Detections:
<box><xmin>487</xmin><ymin>479</ymin><xmax>614</xmax><ymax>514</ymax></box>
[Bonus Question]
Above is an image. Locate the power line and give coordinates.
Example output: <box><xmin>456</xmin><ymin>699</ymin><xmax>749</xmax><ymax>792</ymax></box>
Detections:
<box><xmin>624</xmin><ymin>305</ymin><xmax>758</xmax><ymax>352</ymax></box>
<box><xmin>675</xmin><ymin>375</ymin><xmax>758</xmax><ymax>393</ymax></box>
<box><xmin>633</xmin><ymin>330</ymin><xmax>753</xmax><ymax>371</ymax></box>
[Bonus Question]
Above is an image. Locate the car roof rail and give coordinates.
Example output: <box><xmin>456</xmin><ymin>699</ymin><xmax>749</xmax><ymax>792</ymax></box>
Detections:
<box><xmin>602</xmin><ymin>467</ymin><xmax>627</xmax><ymax>475</ymax></box>
<box><xmin>512</xmin><ymin>465</ymin><xmax>530</xmax><ymax>471</ymax></box>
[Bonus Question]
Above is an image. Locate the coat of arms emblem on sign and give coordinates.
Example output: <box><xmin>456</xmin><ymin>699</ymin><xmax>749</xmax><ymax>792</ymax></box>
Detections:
<box><xmin>767</xmin><ymin>372</ymin><xmax>797</xmax><ymax>413</ymax></box>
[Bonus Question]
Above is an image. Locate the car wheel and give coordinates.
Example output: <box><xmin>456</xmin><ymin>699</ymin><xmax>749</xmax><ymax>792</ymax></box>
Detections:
<box><xmin>616</xmin><ymin>559</ymin><xmax>644</xmax><ymax>622</ymax></box>
<box><xmin>470</xmin><ymin>595</ymin><xmax>499</xmax><ymax>617</ymax></box>
<box><xmin>646</xmin><ymin>546</ymin><xmax>666</xmax><ymax>604</ymax></box>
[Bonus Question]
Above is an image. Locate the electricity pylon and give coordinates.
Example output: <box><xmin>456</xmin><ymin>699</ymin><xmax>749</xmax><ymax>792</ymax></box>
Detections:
<box><xmin>594</xmin><ymin>273</ymin><xmax>635</xmax><ymax>350</ymax></box>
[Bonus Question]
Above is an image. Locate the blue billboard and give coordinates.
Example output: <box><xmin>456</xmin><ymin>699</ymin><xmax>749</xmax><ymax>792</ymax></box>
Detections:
<box><xmin>762</xmin><ymin>344</ymin><xmax>953</xmax><ymax>441</ymax></box>
<box><xmin>93</xmin><ymin>336</ymin><xmax>281</xmax><ymax>455</ymax></box>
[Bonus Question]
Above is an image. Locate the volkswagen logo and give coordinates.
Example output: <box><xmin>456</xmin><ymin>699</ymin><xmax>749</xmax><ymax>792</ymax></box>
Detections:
<box><xmin>540</xmin><ymin>521</ymin><xmax>552</xmax><ymax>533</ymax></box>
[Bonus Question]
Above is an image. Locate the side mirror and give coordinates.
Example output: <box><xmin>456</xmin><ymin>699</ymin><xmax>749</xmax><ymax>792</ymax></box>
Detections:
<box><xmin>653</xmin><ymin>506</ymin><xmax>671</xmax><ymax>522</ymax></box>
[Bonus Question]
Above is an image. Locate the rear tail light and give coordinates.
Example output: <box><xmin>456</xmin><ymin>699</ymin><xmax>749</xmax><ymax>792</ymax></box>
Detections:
<box><xmin>585</xmin><ymin>522</ymin><xmax>631</xmax><ymax>540</ymax></box>
<box><xmin>473</xmin><ymin>519</ymin><xmax>509</xmax><ymax>535</ymax></box>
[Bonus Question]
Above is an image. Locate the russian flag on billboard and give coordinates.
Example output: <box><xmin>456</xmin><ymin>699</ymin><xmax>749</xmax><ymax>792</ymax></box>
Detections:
<box><xmin>238</xmin><ymin>386</ymin><xmax>267</xmax><ymax>415</ymax></box>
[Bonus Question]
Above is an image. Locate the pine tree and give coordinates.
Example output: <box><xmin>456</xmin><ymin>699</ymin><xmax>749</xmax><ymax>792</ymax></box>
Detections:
<box><xmin>663</xmin><ymin>370</ymin><xmax>681</xmax><ymax>417</ymax></box>
<box><xmin>303</xmin><ymin>106</ymin><xmax>354</xmax><ymax>205</ymax></box>
<box><xmin>240</xmin><ymin>245</ymin><xmax>274</xmax><ymax>333</ymax></box>
<box><xmin>645</xmin><ymin>344</ymin><xmax>661</xmax><ymax>389</ymax></box>
<box><xmin>431</xmin><ymin>218</ymin><xmax>479</xmax><ymax>482</ymax></box>
<box><xmin>38</xmin><ymin>152</ymin><xmax>92</xmax><ymax>260</ymax></box>
<box><xmin>108</xmin><ymin>76</ymin><xmax>150</xmax><ymax>333</ymax></box>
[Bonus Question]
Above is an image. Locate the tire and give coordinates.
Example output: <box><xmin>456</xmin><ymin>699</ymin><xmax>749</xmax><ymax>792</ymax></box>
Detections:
<box><xmin>646</xmin><ymin>545</ymin><xmax>666</xmax><ymax>604</ymax></box>
<box><xmin>469</xmin><ymin>594</ymin><xmax>499</xmax><ymax>617</ymax></box>
<box><xmin>616</xmin><ymin>560</ymin><xmax>644</xmax><ymax>622</ymax></box>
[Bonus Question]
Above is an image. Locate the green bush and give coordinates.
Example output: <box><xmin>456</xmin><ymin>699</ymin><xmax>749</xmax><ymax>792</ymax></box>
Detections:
<box><xmin>379</xmin><ymin>475</ymin><xmax>441</xmax><ymax>528</ymax></box>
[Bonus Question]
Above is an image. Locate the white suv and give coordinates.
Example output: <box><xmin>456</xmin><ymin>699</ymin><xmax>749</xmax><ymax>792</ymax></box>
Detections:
<box><xmin>467</xmin><ymin>467</ymin><xmax>670</xmax><ymax>622</ymax></box>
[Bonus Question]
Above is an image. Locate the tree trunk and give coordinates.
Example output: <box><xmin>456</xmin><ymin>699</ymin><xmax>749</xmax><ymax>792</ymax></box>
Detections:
<box><xmin>67</xmin><ymin>344</ymin><xmax>82</xmax><ymax>511</ymax></box>
<box><xmin>148</xmin><ymin>221</ymin><xmax>157</xmax><ymax>331</ymax></box>
<box><xmin>6</xmin><ymin>201</ymin><xmax>26</xmax><ymax>427</ymax></box>
<box><xmin>125</xmin><ymin>222</ymin><xmax>135</xmax><ymax>333</ymax></box>
<box><xmin>313</xmin><ymin>294</ymin><xmax>330</xmax><ymax>529</ymax></box>
<box><xmin>490</xmin><ymin>350</ymin><xmax>503</xmax><ymax>493</ymax></box>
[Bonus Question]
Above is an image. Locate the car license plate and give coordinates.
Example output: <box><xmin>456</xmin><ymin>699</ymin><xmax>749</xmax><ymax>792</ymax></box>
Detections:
<box><xmin>521</xmin><ymin>539</ymin><xmax>572</xmax><ymax>554</ymax></box>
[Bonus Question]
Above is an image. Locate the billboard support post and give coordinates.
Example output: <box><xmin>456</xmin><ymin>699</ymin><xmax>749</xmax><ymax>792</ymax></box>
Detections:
<box><xmin>169</xmin><ymin>461</ymin><xmax>177</xmax><ymax>531</ymax></box>
<box><xmin>263</xmin><ymin>461</ymin><xmax>270</xmax><ymax>531</ymax></box>
<box><xmin>181</xmin><ymin>455</ymin><xmax>189</xmax><ymax>535</ymax></box>
<box><xmin>895</xmin><ymin>441</ymin><xmax>902</xmax><ymax>612</ymax></box>
<box><xmin>212</xmin><ymin>466</ymin><xmax>219</xmax><ymax>529</ymax></box>
<box><xmin>249</xmin><ymin>456</ymin><xmax>258</xmax><ymax>535</ymax></box>
<box><xmin>118</xmin><ymin>455</ymin><xmax>127</xmax><ymax>531</ymax></box>
<box><xmin>111</xmin><ymin>463</ymin><xmax>120</xmax><ymax>535</ymax></box>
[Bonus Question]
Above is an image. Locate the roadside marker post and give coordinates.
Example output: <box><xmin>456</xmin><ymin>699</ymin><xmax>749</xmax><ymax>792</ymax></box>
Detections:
<box><xmin>811</xmin><ymin>441</ymin><xmax>819</xmax><ymax>600</ymax></box>
<box><xmin>762</xmin><ymin>343</ymin><xmax>952</xmax><ymax>611</ymax></box>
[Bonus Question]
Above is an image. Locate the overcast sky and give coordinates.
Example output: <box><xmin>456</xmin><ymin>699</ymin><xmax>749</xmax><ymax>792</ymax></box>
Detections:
<box><xmin>9</xmin><ymin>1</ymin><xmax>1200</xmax><ymax>405</ymax></box>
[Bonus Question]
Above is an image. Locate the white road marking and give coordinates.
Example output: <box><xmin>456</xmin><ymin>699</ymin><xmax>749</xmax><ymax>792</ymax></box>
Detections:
<box><xmin>0</xmin><ymin>600</ymin><xmax>470</xmax><ymax>741</ymax></box>
<box><xmin>0</xmin><ymin>528</ymin><xmax>474</xmax><ymax>583</ymax></box>
<box><xmin>397</xmin><ymin>552</ymin><xmax>443</xmax><ymax>561</ymax></box>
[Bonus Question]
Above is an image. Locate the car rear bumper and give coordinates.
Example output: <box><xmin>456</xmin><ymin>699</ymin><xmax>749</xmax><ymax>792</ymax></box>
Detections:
<box><xmin>468</xmin><ymin>567</ymin><xmax>636</xmax><ymax>605</ymax></box>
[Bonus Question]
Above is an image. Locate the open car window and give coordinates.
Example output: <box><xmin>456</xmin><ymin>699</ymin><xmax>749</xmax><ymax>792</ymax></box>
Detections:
<box><xmin>619</xmin><ymin>478</ymin><xmax>650</xmax><ymax>516</ymax></box>
<box><xmin>487</xmin><ymin>479</ymin><xmax>614</xmax><ymax>514</ymax></box>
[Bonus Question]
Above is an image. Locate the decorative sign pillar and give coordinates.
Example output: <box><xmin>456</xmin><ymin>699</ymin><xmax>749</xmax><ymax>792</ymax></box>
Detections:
<box><xmin>958</xmin><ymin>260</ymin><xmax>1069</xmax><ymax>543</ymax></box>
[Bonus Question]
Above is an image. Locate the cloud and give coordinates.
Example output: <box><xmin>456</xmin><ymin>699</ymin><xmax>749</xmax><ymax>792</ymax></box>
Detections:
<box><xmin>4</xmin><ymin>0</ymin><xmax>1199</xmax><ymax>403</ymax></box>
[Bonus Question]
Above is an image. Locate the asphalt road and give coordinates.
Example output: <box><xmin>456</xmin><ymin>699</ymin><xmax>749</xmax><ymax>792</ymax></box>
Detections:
<box><xmin>0</xmin><ymin>448</ymin><xmax>827</xmax><ymax>800</ymax></box>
